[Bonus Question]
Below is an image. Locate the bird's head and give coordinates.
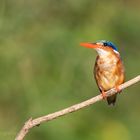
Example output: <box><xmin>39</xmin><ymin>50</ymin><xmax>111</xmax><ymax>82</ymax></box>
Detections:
<box><xmin>80</xmin><ymin>40</ymin><xmax>119</xmax><ymax>56</ymax></box>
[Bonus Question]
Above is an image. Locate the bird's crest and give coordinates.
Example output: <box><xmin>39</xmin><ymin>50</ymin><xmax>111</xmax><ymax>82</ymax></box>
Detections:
<box><xmin>95</xmin><ymin>40</ymin><xmax>118</xmax><ymax>51</ymax></box>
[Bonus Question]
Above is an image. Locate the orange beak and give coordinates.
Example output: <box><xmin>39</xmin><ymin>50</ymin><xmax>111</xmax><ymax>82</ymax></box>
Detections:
<box><xmin>80</xmin><ymin>43</ymin><xmax>100</xmax><ymax>49</ymax></box>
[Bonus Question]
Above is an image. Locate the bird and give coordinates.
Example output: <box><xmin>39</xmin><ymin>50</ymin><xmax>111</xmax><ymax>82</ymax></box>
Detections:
<box><xmin>80</xmin><ymin>40</ymin><xmax>125</xmax><ymax>105</ymax></box>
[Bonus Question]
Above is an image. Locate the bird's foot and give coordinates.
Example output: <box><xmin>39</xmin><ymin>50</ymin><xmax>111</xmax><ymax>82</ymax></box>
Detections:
<box><xmin>101</xmin><ymin>90</ymin><xmax>107</xmax><ymax>99</ymax></box>
<box><xmin>115</xmin><ymin>86</ymin><xmax>122</xmax><ymax>94</ymax></box>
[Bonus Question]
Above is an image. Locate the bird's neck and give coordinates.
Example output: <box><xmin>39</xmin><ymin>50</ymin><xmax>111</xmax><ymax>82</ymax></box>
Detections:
<box><xmin>96</xmin><ymin>48</ymin><xmax>119</xmax><ymax>58</ymax></box>
<box><xmin>95</xmin><ymin>48</ymin><xmax>110</xmax><ymax>56</ymax></box>
<box><xmin>97</xmin><ymin>51</ymin><xmax>120</xmax><ymax>68</ymax></box>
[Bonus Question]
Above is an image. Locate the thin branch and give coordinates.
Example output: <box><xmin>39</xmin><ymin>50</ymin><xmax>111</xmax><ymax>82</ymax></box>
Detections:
<box><xmin>15</xmin><ymin>75</ymin><xmax>140</xmax><ymax>140</ymax></box>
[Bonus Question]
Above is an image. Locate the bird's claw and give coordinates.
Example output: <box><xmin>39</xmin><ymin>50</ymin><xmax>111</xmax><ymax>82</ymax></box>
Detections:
<box><xmin>115</xmin><ymin>86</ymin><xmax>122</xmax><ymax>94</ymax></box>
<box><xmin>101</xmin><ymin>90</ymin><xmax>107</xmax><ymax>99</ymax></box>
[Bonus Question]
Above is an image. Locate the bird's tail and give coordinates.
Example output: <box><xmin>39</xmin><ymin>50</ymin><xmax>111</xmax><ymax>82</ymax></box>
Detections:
<box><xmin>107</xmin><ymin>94</ymin><xmax>117</xmax><ymax>105</ymax></box>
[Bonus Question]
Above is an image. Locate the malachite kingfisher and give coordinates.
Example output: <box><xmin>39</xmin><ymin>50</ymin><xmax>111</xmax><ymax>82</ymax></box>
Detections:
<box><xmin>80</xmin><ymin>40</ymin><xmax>125</xmax><ymax>105</ymax></box>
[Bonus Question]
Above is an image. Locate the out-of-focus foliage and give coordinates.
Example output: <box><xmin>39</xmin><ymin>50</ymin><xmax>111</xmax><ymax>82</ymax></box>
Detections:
<box><xmin>0</xmin><ymin>0</ymin><xmax>140</xmax><ymax>140</ymax></box>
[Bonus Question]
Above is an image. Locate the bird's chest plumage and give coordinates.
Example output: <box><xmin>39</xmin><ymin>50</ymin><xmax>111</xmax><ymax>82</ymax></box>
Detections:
<box><xmin>94</xmin><ymin>54</ymin><xmax>124</xmax><ymax>91</ymax></box>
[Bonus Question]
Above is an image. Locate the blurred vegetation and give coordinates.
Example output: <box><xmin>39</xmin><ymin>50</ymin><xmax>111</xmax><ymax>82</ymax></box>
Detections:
<box><xmin>0</xmin><ymin>0</ymin><xmax>140</xmax><ymax>140</ymax></box>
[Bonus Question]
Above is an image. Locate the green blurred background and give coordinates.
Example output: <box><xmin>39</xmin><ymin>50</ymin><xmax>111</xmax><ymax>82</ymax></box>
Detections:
<box><xmin>0</xmin><ymin>0</ymin><xmax>140</xmax><ymax>140</ymax></box>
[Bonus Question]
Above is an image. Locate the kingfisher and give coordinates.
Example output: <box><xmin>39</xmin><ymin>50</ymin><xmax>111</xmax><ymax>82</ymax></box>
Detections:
<box><xmin>80</xmin><ymin>40</ymin><xmax>125</xmax><ymax>105</ymax></box>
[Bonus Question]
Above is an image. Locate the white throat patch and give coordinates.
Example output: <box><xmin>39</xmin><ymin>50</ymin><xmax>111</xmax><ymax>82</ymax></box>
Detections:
<box><xmin>95</xmin><ymin>48</ymin><xmax>119</xmax><ymax>56</ymax></box>
<box><xmin>95</xmin><ymin>48</ymin><xmax>109</xmax><ymax>56</ymax></box>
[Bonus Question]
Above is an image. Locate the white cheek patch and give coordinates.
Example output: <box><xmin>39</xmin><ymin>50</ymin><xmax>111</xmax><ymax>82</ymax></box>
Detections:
<box><xmin>113</xmin><ymin>50</ymin><xmax>119</xmax><ymax>54</ymax></box>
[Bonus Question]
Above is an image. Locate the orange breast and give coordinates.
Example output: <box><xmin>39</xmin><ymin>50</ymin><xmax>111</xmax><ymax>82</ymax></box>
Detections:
<box><xmin>94</xmin><ymin>53</ymin><xmax>125</xmax><ymax>91</ymax></box>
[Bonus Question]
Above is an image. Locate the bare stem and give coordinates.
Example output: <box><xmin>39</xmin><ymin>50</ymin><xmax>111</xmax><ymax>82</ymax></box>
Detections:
<box><xmin>15</xmin><ymin>75</ymin><xmax>140</xmax><ymax>140</ymax></box>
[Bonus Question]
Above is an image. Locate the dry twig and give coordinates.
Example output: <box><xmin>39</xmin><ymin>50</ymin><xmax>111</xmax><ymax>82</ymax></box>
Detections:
<box><xmin>15</xmin><ymin>75</ymin><xmax>140</xmax><ymax>140</ymax></box>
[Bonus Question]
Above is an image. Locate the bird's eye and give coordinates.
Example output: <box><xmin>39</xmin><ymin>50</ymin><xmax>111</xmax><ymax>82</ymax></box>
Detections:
<box><xmin>104</xmin><ymin>43</ymin><xmax>107</xmax><ymax>46</ymax></box>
